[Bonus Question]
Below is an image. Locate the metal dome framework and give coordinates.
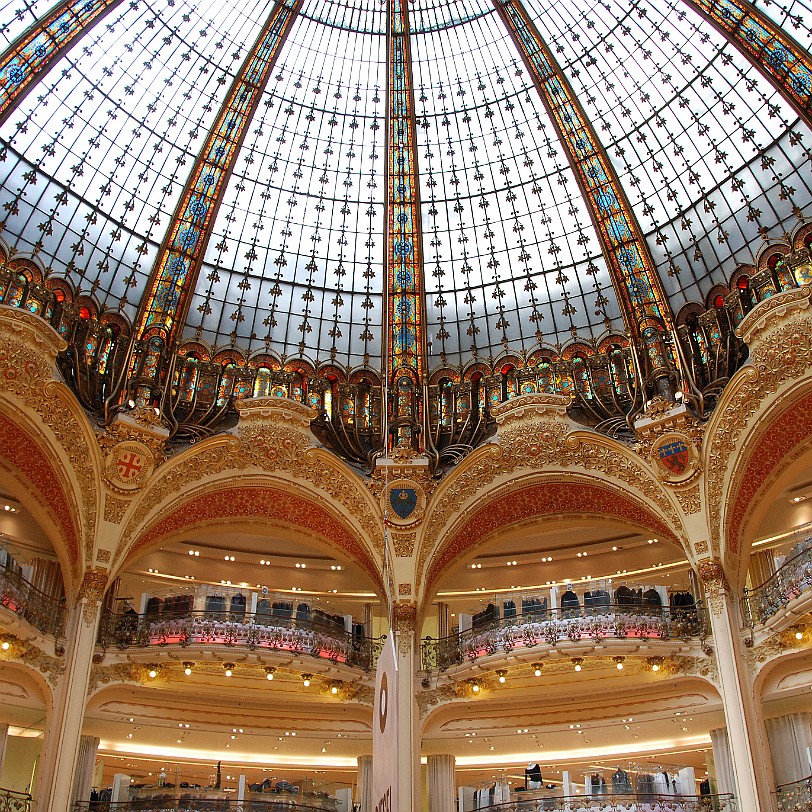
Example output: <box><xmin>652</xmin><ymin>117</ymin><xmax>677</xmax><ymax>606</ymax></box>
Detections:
<box><xmin>0</xmin><ymin>0</ymin><xmax>811</xmax><ymax>469</ymax></box>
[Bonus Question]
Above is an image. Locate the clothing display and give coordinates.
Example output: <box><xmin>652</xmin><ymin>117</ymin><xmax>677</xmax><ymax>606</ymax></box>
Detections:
<box><xmin>525</xmin><ymin>763</ymin><xmax>542</xmax><ymax>789</ymax></box>
<box><xmin>642</xmin><ymin>588</ymin><xmax>662</xmax><ymax>609</ymax></box>
<box><xmin>636</xmin><ymin>772</ymin><xmax>656</xmax><ymax>799</ymax></box>
<box><xmin>560</xmin><ymin>589</ymin><xmax>580</xmax><ymax>615</ymax></box>
<box><xmin>586</xmin><ymin>773</ymin><xmax>607</xmax><ymax>795</ymax></box>
<box><xmin>522</xmin><ymin>596</ymin><xmax>548</xmax><ymax>619</ymax></box>
<box><xmin>584</xmin><ymin>589</ymin><xmax>611</xmax><ymax>612</ymax></box>
<box><xmin>611</xmin><ymin>768</ymin><xmax>632</xmax><ymax>794</ymax></box>
<box><xmin>229</xmin><ymin>593</ymin><xmax>246</xmax><ymax>619</ymax></box>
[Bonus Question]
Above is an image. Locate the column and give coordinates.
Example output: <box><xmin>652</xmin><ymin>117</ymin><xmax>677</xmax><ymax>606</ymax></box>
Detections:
<box><xmin>71</xmin><ymin>735</ymin><xmax>100</xmax><ymax>805</ymax></box>
<box><xmin>357</xmin><ymin>755</ymin><xmax>373</xmax><ymax>812</ymax></box>
<box><xmin>0</xmin><ymin>722</ymin><xmax>8</xmax><ymax>778</ymax></box>
<box><xmin>765</xmin><ymin>713</ymin><xmax>812</xmax><ymax>786</ymax></box>
<box><xmin>427</xmin><ymin>754</ymin><xmax>455</xmax><ymax>812</ymax></box>
<box><xmin>392</xmin><ymin>601</ymin><xmax>420</xmax><ymax>812</ymax></box>
<box><xmin>699</xmin><ymin>561</ymin><xmax>776</xmax><ymax>810</ymax></box>
<box><xmin>35</xmin><ymin>570</ymin><xmax>107</xmax><ymax>812</ymax></box>
<box><xmin>437</xmin><ymin>603</ymin><xmax>450</xmax><ymax>639</ymax></box>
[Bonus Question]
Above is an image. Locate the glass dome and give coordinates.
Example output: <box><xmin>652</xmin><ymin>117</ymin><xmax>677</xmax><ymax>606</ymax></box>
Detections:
<box><xmin>0</xmin><ymin>0</ymin><xmax>810</xmax><ymax>373</ymax></box>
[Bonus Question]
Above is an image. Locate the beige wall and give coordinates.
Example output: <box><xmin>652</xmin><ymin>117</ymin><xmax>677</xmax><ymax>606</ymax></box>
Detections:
<box><xmin>1</xmin><ymin>735</ymin><xmax>41</xmax><ymax>793</ymax></box>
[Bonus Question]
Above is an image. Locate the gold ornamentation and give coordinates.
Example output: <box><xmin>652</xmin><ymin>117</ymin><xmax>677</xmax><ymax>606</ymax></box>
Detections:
<box><xmin>675</xmin><ymin>483</ymin><xmax>702</xmax><ymax>514</ymax></box>
<box><xmin>103</xmin><ymin>494</ymin><xmax>130</xmax><ymax>525</ymax></box>
<box><xmin>392</xmin><ymin>532</ymin><xmax>415</xmax><ymax>557</ymax></box>
<box><xmin>0</xmin><ymin>308</ymin><xmax>99</xmax><ymax>569</ymax></box>
<box><xmin>398</xmin><ymin>582</ymin><xmax>412</xmax><ymax>596</ymax></box>
<box><xmin>0</xmin><ymin>629</ymin><xmax>64</xmax><ymax>685</ymax></box>
<box><xmin>88</xmin><ymin>662</ymin><xmax>151</xmax><ymax>694</ymax></box>
<box><xmin>392</xmin><ymin>600</ymin><xmax>417</xmax><ymax>656</ymax></box>
<box><xmin>696</xmin><ymin>559</ymin><xmax>729</xmax><ymax>616</ymax></box>
<box><xmin>78</xmin><ymin>568</ymin><xmax>109</xmax><ymax>623</ymax></box>
<box><xmin>418</xmin><ymin>411</ymin><xmax>684</xmax><ymax>587</ymax></box>
<box><xmin>706</xmin><ymin>286</ymin><xmax>812</xmax><ymax>557</ymax></box>
<box><xmin>693</xmin><ymin>539</ymin><xmax>709</xmax><ymax>555</ymax></box>
<box><xmin>95</xmin><ymin>549</ymin><xmax>111</xmax><ymax>563</ymax></box>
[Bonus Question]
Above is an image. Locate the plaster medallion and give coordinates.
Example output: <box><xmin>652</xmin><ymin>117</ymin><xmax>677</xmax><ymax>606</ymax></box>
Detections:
<box><xmin>106</xmin><ymin>441</ymin><xmax>155</xmax><ymax>491</ymax></box>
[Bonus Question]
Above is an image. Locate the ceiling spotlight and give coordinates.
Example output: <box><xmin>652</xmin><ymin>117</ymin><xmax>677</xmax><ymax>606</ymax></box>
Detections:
<box><xmin>571</xmin><ymin>658</ymin><xmax>584</xmax><ymax>672</ymax></box>
<box><xmin>265</xmin><ymin>667</ymin><xmax>276</xmax><ymax>680</ymax></box>
<box><xmin>148</xmin><ymin>667</ymin><xmax>158</xmax><ymax>679</ymax></box>
<box><xmin>223</xmin><ymin>663</ymin><xmax>235</xmax><ymax>677</ymax></box>
<box><xmin>532</xmin><ymin>663</ymin><xmax>543</xmax><ymax>677</ymax></box>
<box><xmin>0</xmin><ymin>641</ymin><xmax>10</xmax><ymax>651</ymax></box>
<box><xmin>302</xmin><ymin>674</ymin><xmax>312</xmax><ymax>687</ymax></box>
<box><xmin>471</xmin><ymin>681</ymin><xmax>480</xmax><ymax>693</ymax></box>
<box><xmin>496</xmin><ymin>670</ymin><xmax>507</xmax><ymax>684</ymax></box>
<box><xmin>613</xmin><ymin>656</ymin><xmax>625</xmax><ymax>671</ymax></box>
<box><xmin>330</xmin><ymin>683</ymin><xmax>340</xmax><ymax>695</ymax></box>
<box><xmin>183</xmin><ymin>662</ymin><xmax>194</xmax><ymax>676</ymax></box>
<box><xmin>648</xmin><ymin>657</ymin><xmax>663</xmax><ymax>672</ymax></box>
<box><xmin>795</xmin><ymin>631</ymin><xmax>804</xmax><ymax>640</ymax></box>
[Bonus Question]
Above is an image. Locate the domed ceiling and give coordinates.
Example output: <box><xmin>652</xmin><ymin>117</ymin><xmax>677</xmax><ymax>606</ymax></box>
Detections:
<box><xmin>0</xmin><ymin>0</ymin><xmax>810</xmax><ymax>372</ymax></box>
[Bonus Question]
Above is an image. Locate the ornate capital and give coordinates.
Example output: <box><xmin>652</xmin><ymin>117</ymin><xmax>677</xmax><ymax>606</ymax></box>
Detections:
<box><xmin>696</xmin><ymin>559</ymin><xmax>729</xmax><ymax>616</ymax></box>
<box><xmin>78</xmin><ymin>568</ymin><xmax>108</xmax><ymax>622</ymax></box>
<box><xmin>392</xmin><ymin>600</ymin><xmax>417</xmax><ymax>656</ymax></box>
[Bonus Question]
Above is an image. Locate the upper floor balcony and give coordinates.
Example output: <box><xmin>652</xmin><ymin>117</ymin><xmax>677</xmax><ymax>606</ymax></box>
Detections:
<box><xmin>0</xmin><ymin>555</ymin><xmax>65</xmax><ymax>638</ymax></box>
<box><xmin>421</xmin><ymin>601</ymin><xmax>710</xmax><ymax>673</ymax></box>
<box><xmin>96</xmin><ymin>607</ymin><xmax>383</xmax><ymax>672</ymax></box>
<box><xmin>742</xmin><ymin>543</ymin><xmax>812</xmax><ymax>630</ymax></box>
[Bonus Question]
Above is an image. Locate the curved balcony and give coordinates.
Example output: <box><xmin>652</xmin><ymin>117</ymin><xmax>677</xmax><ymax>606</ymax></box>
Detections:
<box><xmin>742</xmin><ymin>545</ymin><xmax>812</xmax><ymax>628</ymax></box>
<box><xmin>0</xmin><ymin>559</ymin><xmax>66</xmax><ymax>638</ymax></box>
<box><xmin>481</xmin><ymin>795</ymin><xmax>737</xmax><ymax>811</ymax></box>
<box><xmin>0</xmin><ymin>787</ymin><xmax>32</xmax><ymax>812</ymax></box>
<box><xmin>777</xmin><ymin>774</ymin><xmax>812</xmax><ymax>812</ymax></box>
<box><xmin>74</xmin><ymin>793</ymin><xmax>340</xmax><ymax>812</ymax></box>
<box><xmin>421</xmin><ymin>605</ymin><xmax>709</xmax><ymax>672</ymax></box>
<box><xmin>97</xmin><ymin>609</ymin><xmax>383</xmax><ymax>672</ymax></box>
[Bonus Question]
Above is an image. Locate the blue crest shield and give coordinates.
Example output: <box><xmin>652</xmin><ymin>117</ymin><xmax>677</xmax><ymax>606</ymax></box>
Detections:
<box><xmin>390</xmin><ymin>487</ymin><xmax>417</xmax><ymax>520</ymax></box>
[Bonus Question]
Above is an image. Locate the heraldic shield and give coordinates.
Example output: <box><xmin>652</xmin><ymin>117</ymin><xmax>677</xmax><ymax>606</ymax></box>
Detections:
<box><xmin>657</xmin><ymin>439</ymin><xmax>689</xmax><ymax>476</ymax></box>
<box><xmin>390</xmin><ymin>487</ymin><xmax>418</xmax><ymax>520</ymax></box>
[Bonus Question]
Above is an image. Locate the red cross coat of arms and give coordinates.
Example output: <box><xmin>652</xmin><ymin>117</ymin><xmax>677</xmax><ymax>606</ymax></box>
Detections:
<box><xmin>117</xmin><ymin>450</ymin><xmax>144</xmax><ymax>482</ymax></box>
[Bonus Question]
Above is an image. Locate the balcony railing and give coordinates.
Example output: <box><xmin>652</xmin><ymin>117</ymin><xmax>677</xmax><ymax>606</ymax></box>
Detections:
<box><xmin>74</xmin><ymin>796</ymin><xmax>339</xmax><ymax>812</ymax></box>
<box><xmin>479</xmin><ymin>794</ymin><xmax>737</xmax><ymax>811</ymax></box>
<box><xmin>97</xmin><ymin>609</ymin><xmax>383</xmax><ymax>671</ymax></box>
<box><xmin>0</xmin><ymin>788</ymin><xmax>32</xmax><ymax>812</ymax></box>
<box><xmin>777</xmin><ymin>774</ymin><xmax>812</xmax><ymax>811</ymax></box>
<box><xmin>742</xmin><ymin>545</ymin><xmax>812</xmax><ymax>627</ymax></box>
<box><xmin>0</xmin><ymin>560</ymin><xmax>66</xmax><ymax>637</ymax></box>
<box><xmin>422</xmin><ymin>604</ymin><xmax>709</xmax><ymax>672</ymax></box>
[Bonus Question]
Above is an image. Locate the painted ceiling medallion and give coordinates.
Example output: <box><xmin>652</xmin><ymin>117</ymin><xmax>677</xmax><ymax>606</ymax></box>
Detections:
<box><xmin>651</xmin><ymin>432</ymin><xmax>699</xmax><ymax>484</ymax></box>
<box><xmin>105</xmin><ymin>440</ymin><xmax>155</xmax><ymax>492</ymax></box>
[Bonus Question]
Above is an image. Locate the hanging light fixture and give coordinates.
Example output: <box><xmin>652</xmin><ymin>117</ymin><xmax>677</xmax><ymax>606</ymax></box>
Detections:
<box><xmin>613</xmin><ymin>656</ymin><xmax>625</xmax><ymax>670</ymax></box>
<box><xmin>265</xmin><ymin>667</ymin><xmax>276</xmax><ymax>681</ymax></box>
<box><xmin>223</xmin><ymin>662</ymin><xmax>235</xmax><ymax>677</ymax></box>
<box><xmin>571</xmin><ymin>658</ymin><xmax>584</xmax><ymax>672</ymax></box>
<box><xmin>182</xmin><ymin>662</ymin><xmax>194</xmax><ymax>676</ymax></box>
<box><xmin>471</xmin><ymin>680</ymin><xmax>480</xmax><ymax>693</ymax></box>
<box><xmin>496</xmin><ymin>670</ymin><xmax>507</xmax><ymax>684</ymax></box>
<box><xmin>532</xmin><ymin>663</ymin><xmax>543</xmax><ymax>677</ymax></box>
<box><xmin>302</xmin><ymin>673</ymin><xmax>312</xmax><ymax>687</ymax></box>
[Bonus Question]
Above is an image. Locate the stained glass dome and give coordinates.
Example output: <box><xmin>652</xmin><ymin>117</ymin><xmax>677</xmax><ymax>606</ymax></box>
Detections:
<box><xmin>0</xmin><ymin>0</ymin><xmax>811</xmax><ymax>374</ymax></box>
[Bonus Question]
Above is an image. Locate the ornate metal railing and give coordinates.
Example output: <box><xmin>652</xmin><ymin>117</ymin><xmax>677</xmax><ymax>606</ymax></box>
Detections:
<box><xmin>742</xmin><ymin>545</ymin><xmax>812</xmax><ymax>627</ymax></box>
<box><xmin>0</xmin><ymin>787</ymin><xmax>32</xmax><ymax>812</ymax></box>
<box><xmin>481</xmin><ymin>795</ymin><xmax>737</xmax><ymax>811</ymax></box>
<box><xmin>11</xmin><ymin>247</ymin><xmax>812</xmax><ymax>469</ymax></box>
<box><xmin>97</xmin><ymin>609</ymin><xmax>383</xmax><ymax>671</ymax></box>
<box><xmin>73</xmin><ymin>795</ymin><xmax>339</xmax><ymax>812</ymax></box>
<box><xmin>777</xmin><ymin>774</ymin><xmax>812</xmax><ymax>811</ymax></box>
<box><xmin>0</xmin><ymin>559</ymin><xmax>66</xmax><ymax>637</ymax></box>
<box><xmin>421</xmin><ymin>604</ymin><xmax>709</xmax><ymax>672</ymax></box>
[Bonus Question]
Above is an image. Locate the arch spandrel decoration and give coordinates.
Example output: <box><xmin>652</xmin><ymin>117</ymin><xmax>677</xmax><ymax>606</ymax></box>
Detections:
<box><xmin>0</xmin><ymin>412</ymin><xmax>81</xmax><ymax>571</ymax></box>
<box><xmin>704</xmin><ymin>285</ymin><xmax>812</xmax><ymax>563</ymax></box>
<box><xmin>423</xmin><ymin>477</ymin><xmax>679</xmax><ymax>596</ymax></box>
<box><xmin>415</xmin><ymin>397</ymin><xmax>685</xmax><ymax>590</ymax></box>
<box><xmin>0</xmin><ymin>306</ymin><xmax>101</xmax><ymax>580</ymax></box>
<box><xmin>725</xmin><ymin>386</ymin><xmax>812</xmax><ymax>565</ymax></box>
<box><xmin>123</xmin><ymin>484</ymin><xmax>384</xmax><ymax>595</ymax></box>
